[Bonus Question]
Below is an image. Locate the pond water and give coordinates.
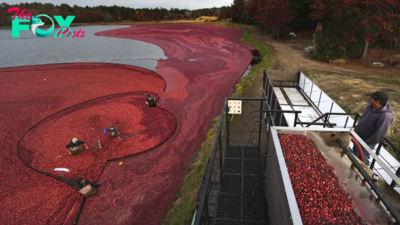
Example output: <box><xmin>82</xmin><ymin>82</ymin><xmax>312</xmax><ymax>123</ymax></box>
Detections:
<box><xmin>0</xmin><ymin>25</ymin><xmax>167</xmax><ymax>70</ymax></box>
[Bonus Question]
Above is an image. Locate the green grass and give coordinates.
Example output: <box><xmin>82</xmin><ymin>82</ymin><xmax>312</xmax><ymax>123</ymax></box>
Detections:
<box><xmin>162</xmin><ymin>23</ymin><xmax>274</xmax><ymax>225</ymax></box>
<box><xmin>364</xmin><ymin>77</ymin><xmax>400</xmax><ymax>86</ymax></box>
<box><xmin>235</xmin><ymin>26</ymin><xmax>273</xmax><ymax>95</ymax></box>
<box><xmin>162</xmin><ymin>117</ymin><xmax>220</xmax><ymax>225</ymax></box>
<box><xmin>219</xmin><ymin>24</ymin><xmax>274</xmax><ymax>96</ymax></box>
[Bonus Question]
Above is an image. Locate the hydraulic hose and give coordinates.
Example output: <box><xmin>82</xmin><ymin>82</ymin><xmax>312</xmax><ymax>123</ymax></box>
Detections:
<box><xmin>351</xmin><ymin>137</ymin><xmax>365</xmax><ymax>163</ymax></box>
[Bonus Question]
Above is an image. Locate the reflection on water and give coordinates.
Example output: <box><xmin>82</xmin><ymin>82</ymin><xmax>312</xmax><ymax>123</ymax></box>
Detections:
<box><xmin>0</xmin><ymin>26</ymin><xmax>166</xmax><ymax>70</ymax></box>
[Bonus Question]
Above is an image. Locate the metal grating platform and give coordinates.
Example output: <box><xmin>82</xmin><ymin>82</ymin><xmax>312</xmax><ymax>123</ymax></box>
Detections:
<box><xmin>220</xmin><ymin>174</ymin><xmax>242</xmax><ymax>193</ymax></box>
<box><xmin>244</xmin><ymin>159</ymin><xmax>262</xmax><ymax>174</ymax></box>
<box><xmin>214</xmin><ymin>146</ymin><xmax>269</xmax><ymax>225</ymax></box>
<box><xmin>214</xmin><ymin>220</ymin><xmax>267</xmax><ymax>225</ymax></box>
<box><xmin>243</xmin><ymin>147</ymin><xmax>261</xmax><ymax>159</ymax></box>
<box><xmin>223</xmin><ymin>158</ymin><xmax>242</xmax><ymax>174</ymax></box>
<box><xmin>243</xmin><ymin>175</ymin><xmax>264</xmax><ymax>196</ymax></box>
<box><xmin>216</xmin><ymin>193</ymin><xmax>242</xmax><ymax>219</ymax></box>
<box><xmin>225</xmin><ymin>146</ymin><xmax>243</xmax><ymax>158</ymax></box>
<box><xmin>242</xmin><ymin>196</ymin><xmax>269</xmax><ymax>221</ymax></box>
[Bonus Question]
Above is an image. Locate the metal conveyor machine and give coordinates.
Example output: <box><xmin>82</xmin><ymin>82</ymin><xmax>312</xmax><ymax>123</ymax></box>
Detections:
<box><xmin>192</xmin><ymin>70</ymin><xmax>400</xmax><ymax>225</ymax></box>
<box><xmin>263</xmin><ymin>71</ymin><xmax>400</xmax><ymax>224</ymax></box>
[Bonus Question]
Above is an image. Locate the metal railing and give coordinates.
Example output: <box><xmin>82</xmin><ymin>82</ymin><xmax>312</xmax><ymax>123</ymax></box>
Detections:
<box><xmin>304</xmin><ymin>112</ymin><xmax>400</xmax><ymax>174</ymax></box>
<box><xmin>225</xmin><ymin>97</ymin><xmax>267</xmax><ymax>148</ymax></box>
<box><xmin>336</xmin><ymin>139</ymin><xmax>400</xmax><ymax>223</ymax></box>
<box><xmin>193</xmin><ymin>97</ymin><xmax>268</xmax><ymax>225</ymax></box>
<box><xmin>305</xmin><ymin>112</ymin><xmax>358</xmax><ymax>128</ymax></box>
<box><xmin>193</xmin><ymin>101</ymin><xmax>226</xmax><ymax>225</ymax></box>
<box><xmin>263</xmin><ymin>70</ymin><xmax>336</xmax><ymax>128</ymax></box>
<box><xmin>263</xmin><ymin>71</ymin><xmax>291</xmax><ymax>127</ymax></box>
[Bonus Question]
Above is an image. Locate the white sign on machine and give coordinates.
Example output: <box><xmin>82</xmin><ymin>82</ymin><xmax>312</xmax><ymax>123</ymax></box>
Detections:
<box><xmin>228</xmin><ymin>100</ymin><xmax>242</xmax><ymax>114</ymax></box>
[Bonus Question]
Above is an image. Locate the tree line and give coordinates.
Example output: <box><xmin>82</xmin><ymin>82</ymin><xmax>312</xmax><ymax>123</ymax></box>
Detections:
<box><xmin>0</xmin><ymin>2</ymin><xmax>232</xmax><ymax>25</ymax></box>
<box><xmin>232</xmin><ymin>0</ymin><xmax>400</xmax><ymax>60</ymax></box>
<box><xmin>2</xmin><ymin>1</ymin><xmax>399</xmax><ymax>60</ymax></box>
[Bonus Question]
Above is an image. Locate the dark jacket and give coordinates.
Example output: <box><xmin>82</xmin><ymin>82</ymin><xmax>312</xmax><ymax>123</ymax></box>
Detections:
<box><xmin>105</xmin><ymin>126</ymin><xmax>119</xmax><ymax>133</ymax></box>
<box><xmin>354</xmin><ymin>104</ymin><xmax>393</xmax><ymax>145</ymax></box>
<box><xmin>75</xmin><ymin>178</ymin><xmax>91</xmax><ymax>191</ymax></box>
<box><xmin>146</xmin><ymin>96</ymin><xmax>157</xmax><ymax>107</ymax></box>
<box><xmin>66</xmin><ymin>141</ymin><xmax>85</xmax><ymax>148</ymax></box>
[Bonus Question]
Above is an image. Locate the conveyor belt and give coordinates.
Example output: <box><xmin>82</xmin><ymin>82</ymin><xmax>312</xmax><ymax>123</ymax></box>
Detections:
<box><xmin>273</xmin><ymin>87</ymin><xmax>324</xmax><ymax>127</ymax></box>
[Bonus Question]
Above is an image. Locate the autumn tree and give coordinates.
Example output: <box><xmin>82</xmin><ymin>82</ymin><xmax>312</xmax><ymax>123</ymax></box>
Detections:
<box><xmin>0</xmin><ymin>3</ymin><xmax>11</xmax><ymax>26</ymax></box>
<box><xmin>310</xmin><ymin>0</ymin><xmax>400</xmax><ymax>60</ymax></box>
<box><xmin>248</xmin><ymin>0</ymin><xmax>293</xmax><ymax>39</ymax></box>
<box><xmin>219</xmin><ymin>7</ymin><xmax>232</xmax><ymax>20</ymax></box>
<box><xmin>385</xmin><ymin>5</ymin><xmax>400</xmax><ymax>49</ymax></box>
<box><xmin>231</xmin><ymin>0</ymin><xmax>252</xmax><ymax>23</ymax></box>
<box><xmin>286</xmin><ymin>0</ymin><xmax>315</xmax><ymax>30</ymax></box>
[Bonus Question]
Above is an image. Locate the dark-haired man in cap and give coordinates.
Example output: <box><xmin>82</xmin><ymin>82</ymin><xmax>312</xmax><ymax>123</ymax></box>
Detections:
<box><xmin>353</xmin><ymin>91</ymin><xmax>393</xmax><ymax>165</ymax></box>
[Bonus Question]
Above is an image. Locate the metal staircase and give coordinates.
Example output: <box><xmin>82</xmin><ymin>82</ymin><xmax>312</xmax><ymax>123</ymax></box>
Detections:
<box><xmin>214</xmin><ymin>146</ymin><xmax>269</xmax><ymax>225</ymax></box>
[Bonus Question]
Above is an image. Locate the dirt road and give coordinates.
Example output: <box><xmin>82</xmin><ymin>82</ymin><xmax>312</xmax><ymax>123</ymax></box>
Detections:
<box><xmin>267</xmin><ymin>41</ymin><xmax>364</xmax><ymax>75</ymax></box>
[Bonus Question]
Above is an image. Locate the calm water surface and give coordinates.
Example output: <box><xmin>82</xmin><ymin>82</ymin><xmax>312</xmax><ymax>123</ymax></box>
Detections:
<box><xmin>0</xmin><ymin>26</ymin><xmax>166</xmax><ymax>70</ymax></box>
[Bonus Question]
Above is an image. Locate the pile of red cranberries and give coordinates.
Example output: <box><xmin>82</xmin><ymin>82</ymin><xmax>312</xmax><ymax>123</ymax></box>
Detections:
<box><xmin>279</xmin><ymin>134</ymin><xmax>365</xmax><ymax>224</ymax></box>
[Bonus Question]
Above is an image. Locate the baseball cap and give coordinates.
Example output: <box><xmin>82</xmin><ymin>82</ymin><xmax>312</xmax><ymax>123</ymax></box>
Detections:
<box><xmin>366</xmin><ymin>91</ymin><xmax>388</xmax><ymax>104</ymax></box>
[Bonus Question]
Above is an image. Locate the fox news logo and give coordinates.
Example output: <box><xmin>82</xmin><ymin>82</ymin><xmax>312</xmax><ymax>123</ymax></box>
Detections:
<box><xmin>8</xmin><ymin>8</ymin><xmax>85</xmax><ymax>38</ymax></box>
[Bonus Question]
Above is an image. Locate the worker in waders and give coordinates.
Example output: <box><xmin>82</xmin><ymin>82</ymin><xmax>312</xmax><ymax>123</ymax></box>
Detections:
<box><xmin>66</xmin><ymin>138</ymin><xmax>89</xmax><ymax>155</ymax></box>
<box><xmin>103</xmin><ymin>125</ymin><xmax>121</xmax><ymax>138</ymax></box>
<box><xmin>145</xmin><ymin>93</ymin><xmax>157</xmax><ymax>107</ymax></box>
<box><xmin>75</xmin><ymin>177</ymin><xmax>100</xmax><ymax>198</ymax></box>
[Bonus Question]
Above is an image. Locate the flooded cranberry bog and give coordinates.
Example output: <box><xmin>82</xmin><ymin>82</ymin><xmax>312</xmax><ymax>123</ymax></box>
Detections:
<box><xmin>0</xmin><ymin>24</ymin><xmax>254</xmax><ymax>224</ymax></box>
